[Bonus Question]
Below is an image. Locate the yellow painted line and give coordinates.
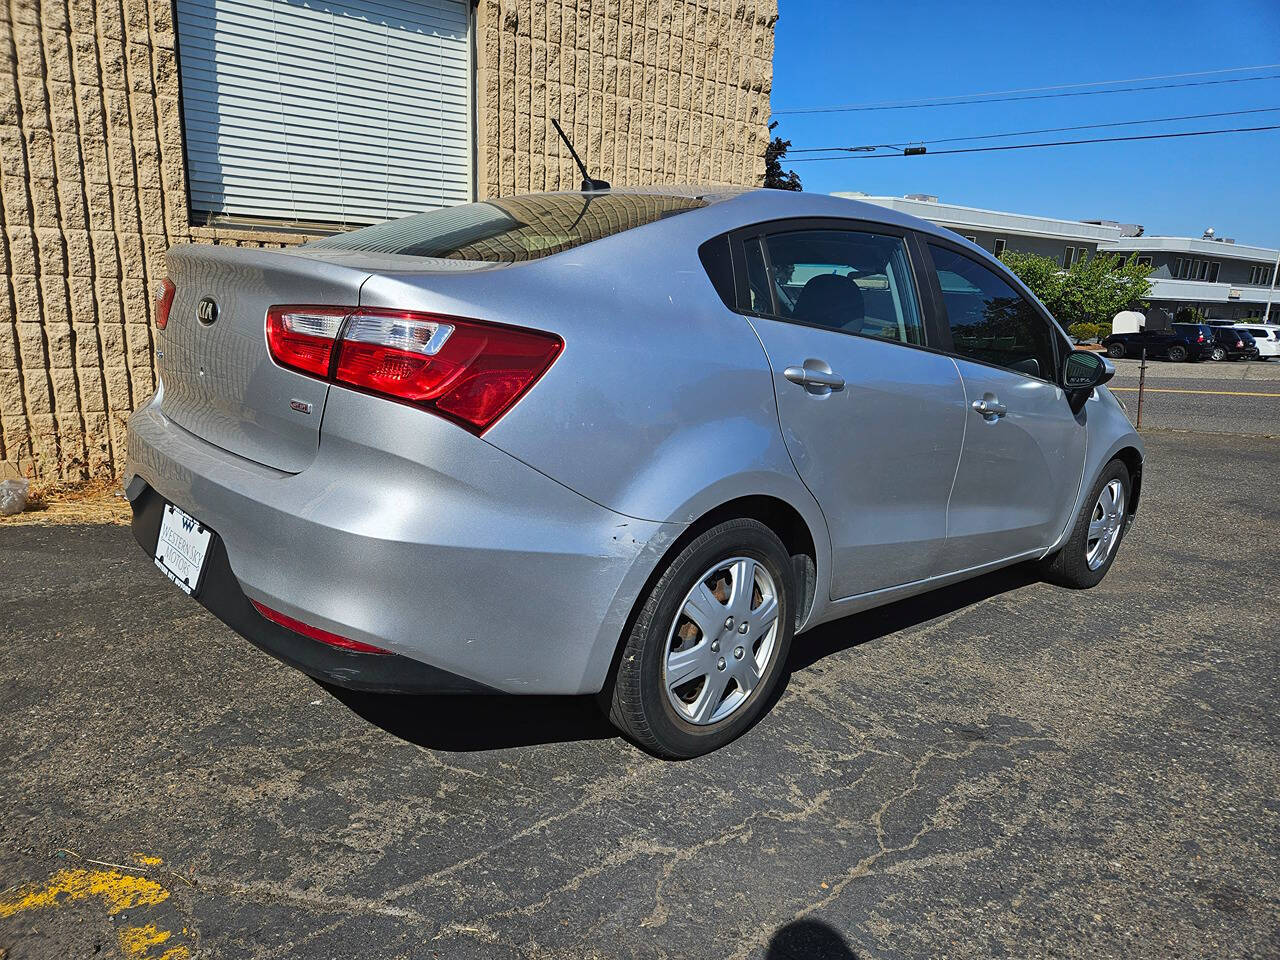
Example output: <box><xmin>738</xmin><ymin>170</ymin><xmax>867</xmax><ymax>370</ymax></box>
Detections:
<box><xmin>0</xmin><ymin>868</ymin><xmax>170</xmax><ymax>918</ymax></box>
<box><xmin>1110</xmin><ymin>386</ymin><xmax>1280</xmax><ymax>397</ymax></box>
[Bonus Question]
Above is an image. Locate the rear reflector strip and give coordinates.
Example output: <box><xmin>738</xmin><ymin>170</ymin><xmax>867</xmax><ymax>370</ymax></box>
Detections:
<box><xmin>251</xmin><ymin>599</ymin><xmax>391</xmax><ymax>655</ymax></box>
<box><xmin>264</xmin><ymin>305</ymin><xmax>562</xmax><ymax>434</ymax></box>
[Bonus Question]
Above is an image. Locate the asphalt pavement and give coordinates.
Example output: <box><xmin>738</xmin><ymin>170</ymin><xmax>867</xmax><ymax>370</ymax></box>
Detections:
<box><xmin>1107</xmin><ymin>356</ymin><xmax>1280</xmax><ymax>436</ymax></box>
<box><xmin>2</xmin><ymin>431</ymin><xmax>1278</xmax><ymax>959</ymax></box>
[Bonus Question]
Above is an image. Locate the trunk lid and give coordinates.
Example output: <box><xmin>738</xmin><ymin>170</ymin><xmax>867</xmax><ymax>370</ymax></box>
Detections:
<box><xmin>158</xmin><ymin>245</ymin><xmax>371</xmax><ymax>472</ymax></box>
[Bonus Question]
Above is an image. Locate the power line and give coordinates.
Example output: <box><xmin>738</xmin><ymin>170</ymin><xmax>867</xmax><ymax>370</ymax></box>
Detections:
<box><xmin>790</xmin><ymin>106</ymin><xmax>1280</xmax><ymax>155</ymax></box>
<box><xmin>774</xmin><ymin>63</ymin><xmax>1280</xmax><ymax>113</ymax></box>
<box><xmin>787</xmin><ymin>124</ymin><xmax>1280</xmax><ymax>161</ymax></box>
<box><xmin>773</xmin><ymin>71</ymin><xmax>1280</xmax><ymax>115</ymax></box>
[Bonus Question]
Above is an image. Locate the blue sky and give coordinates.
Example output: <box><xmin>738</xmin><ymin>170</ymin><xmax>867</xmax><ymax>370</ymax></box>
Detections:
<box><xmin>771</xmin><ymin>1</ymin><xmax>1280</xmax><ymax>248</ymax></box>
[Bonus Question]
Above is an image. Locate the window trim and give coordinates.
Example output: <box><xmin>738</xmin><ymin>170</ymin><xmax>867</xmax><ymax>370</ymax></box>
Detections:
<box><xmin>723</xmin><ymin>216</ymin><xmax>945</xmax><ymax>352</ymax></box>
<box><xmin>1063</xmin><ymin>246</ymin><xmax>1075</xmax><ymax>269</ymax></box>
<box><xmin>916</xmin><ymin>235</ymin><xmax>1068</xmax><ymax>388</ymax></box>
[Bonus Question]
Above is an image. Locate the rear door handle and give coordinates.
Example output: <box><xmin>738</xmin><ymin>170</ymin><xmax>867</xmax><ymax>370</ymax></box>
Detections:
<box><xmin>971</xmin><ymin>397</ymin><xmax>1008</xmax><ymax>420</ymax></box>
<box><xmin>784</xmin><ymin>366</ymin><xmax>845</xmax><ymax>390</ymax></box>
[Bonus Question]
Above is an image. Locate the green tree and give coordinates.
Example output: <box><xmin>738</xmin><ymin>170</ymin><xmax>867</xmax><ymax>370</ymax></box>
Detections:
<box><xmin>763</xmin><ymin>121</ymin><xmax>802</xmax><ymax>191</ymax></box>
<box><xmin>999</xmin><ymin>250</ymin><xmax>1152</xmax><ymax>329</ymax></box>
<box><xmin>1174</xmin><ymin>306</ymin><xmax>1205</xmax><ymax>324</ymax></box>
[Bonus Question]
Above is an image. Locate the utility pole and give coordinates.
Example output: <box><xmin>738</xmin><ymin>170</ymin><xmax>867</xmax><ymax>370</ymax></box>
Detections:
<box><xmin>1264</xmin><ymin>249</ymin><xmax>1280</xmax><ymax>323</ymax></box>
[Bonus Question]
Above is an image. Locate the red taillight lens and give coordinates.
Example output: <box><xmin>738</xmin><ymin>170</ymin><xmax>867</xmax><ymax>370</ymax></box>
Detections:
<box><xmin>266</xmin><ymin>305</ymin><xmax>562</xmax><ymax>434</ymax></box>
<box><xmin>154</xmin><ymin>278</ymin><xmax>176</xmax><ymax>331</ymax></box>
<box><xmin>251</xmin><ymin>600</ymin><xmax>390</xmax><ymax>655</ymax></box>
<box><xmin>266</xmin><ymin>306</ymin><xmax>347</xmax><ymax>378</ymax></box>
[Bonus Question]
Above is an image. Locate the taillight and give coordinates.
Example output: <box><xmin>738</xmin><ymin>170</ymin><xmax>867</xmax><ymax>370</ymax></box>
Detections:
<box><xmin>1198</xmin><ymin>334</ymin><xmax>1206</xmax><ymax>342</ymax></box>
<box><xmin>154</xmin><ymin>278</ymin><xmax>176</xmax><ymax>331</ymax></box>
<box><xmin>251</xmin><ymin>600</ymin><xmax>391</xmax><ymax>655</ymax></box>
<box><xmin>266</xmin><ymin>306</ymin><xmax>347</xmax><ymax>378</ymax></box>
<box><xmin>265</xmin><ymin>306</ymin><xmax>562</xmax><ymax>434</ymax></box>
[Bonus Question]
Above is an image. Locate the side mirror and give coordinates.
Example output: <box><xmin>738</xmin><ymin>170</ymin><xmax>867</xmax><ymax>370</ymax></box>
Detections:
<box><xmin>1062</xmin><ymin>349</ymin><xmax>1114</xmax><ymax>411</ymax></box>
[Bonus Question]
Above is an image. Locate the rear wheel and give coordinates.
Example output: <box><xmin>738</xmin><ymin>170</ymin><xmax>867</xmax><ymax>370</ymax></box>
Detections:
<box><xmin>1106</xmin><ymin>342</ymin><xmax>1126</xmax><ymax>359</ymax></box>
<box><xmin>1038</xmin><ymin>459</ymin><xmax>1130</xmax><ymax>589</ymax></box>
<box><xmin>605</xmin><ymin>519</ymin><xmax>794</xmax><ymax>758</ymax></box>
<box><xmin>1210</xmin><ymin>346</ymin><xmax>1227</xmax><ymax>361</ymax></box>
<box><xmin>1168</xmin><ymin>345</ymin><xmax>1188</xmax><ymax>362</ymax></box>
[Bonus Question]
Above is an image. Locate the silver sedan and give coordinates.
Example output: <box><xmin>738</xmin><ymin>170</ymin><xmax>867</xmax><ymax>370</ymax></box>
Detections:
<box><xmin>126</xmin><ymin>187</ymin><xmax>1143</xmax><ymax>757</ymax></box>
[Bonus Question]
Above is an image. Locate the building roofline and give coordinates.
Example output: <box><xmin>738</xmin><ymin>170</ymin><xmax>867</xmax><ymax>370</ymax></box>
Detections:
<box><xmin>836</xmin><ymin>193</ymin><xmax>1125</xmax><ymax>244</ymax></box>
<box><xmin>1099</xmin><ymin>235</ymin><xmax>1279</xmax><ymax>262</ymax></box>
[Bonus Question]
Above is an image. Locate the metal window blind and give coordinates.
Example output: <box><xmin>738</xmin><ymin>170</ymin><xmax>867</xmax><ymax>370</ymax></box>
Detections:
<box><xmin>176</xmin><ymin>0</ymin><xmax>471</xmax><ymax>225</ymax></box>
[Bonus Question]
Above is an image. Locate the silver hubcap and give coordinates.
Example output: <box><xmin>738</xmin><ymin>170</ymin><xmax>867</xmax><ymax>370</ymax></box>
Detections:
<box><xmin>1086</xmin><ymin>479</ymin><xmax>1126</xmax><ymax>570</ymax></box>
<box><xmin>663</xmin><ymin>557</ymin><xmax>780</xmax><ymax>726</ymax></box>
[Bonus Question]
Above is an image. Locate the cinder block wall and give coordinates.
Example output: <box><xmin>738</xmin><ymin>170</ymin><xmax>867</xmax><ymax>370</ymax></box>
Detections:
<box><xmin>1</xmin><ymin>0</ymin><xmax>776</xmax><ymax>484</ymax></box>
<box><xmin>475</xmin><ymin>0</ymin><xmax>776</xmax><ymax>197</ymax></box>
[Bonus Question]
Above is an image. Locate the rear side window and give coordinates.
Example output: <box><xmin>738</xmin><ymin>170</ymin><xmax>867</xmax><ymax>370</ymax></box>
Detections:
<box><xmin>928</xmin><ymin>244</ymin><xmax>1057</xmax><ymax>381</ymax></box>
<box><xmin>306</xmin><ymin>193</ymin><xmax>710</xmax><ymax>263</ymax></box>
<box><xmin>747</xmin><ymin>229</ymin><xmax>925</xmax><ymax>346</ymax></box>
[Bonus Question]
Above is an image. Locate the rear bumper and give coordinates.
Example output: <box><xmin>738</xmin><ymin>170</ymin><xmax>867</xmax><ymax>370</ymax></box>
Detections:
<box><xmin>131</xmin><ymin>485</ymin><xmax>492</xmax><ymax>693</ymax></box>
<box><xmin>124</xmin><ymin>388</ymin><xmax>678</xmax><ymax>694</ymax></box>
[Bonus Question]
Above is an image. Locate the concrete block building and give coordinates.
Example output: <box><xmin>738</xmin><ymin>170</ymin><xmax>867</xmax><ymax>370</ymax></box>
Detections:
<box><xmin>1</xmin><ymin>0</ymin><xmax>777</xmax><ymax>483</ymax></box>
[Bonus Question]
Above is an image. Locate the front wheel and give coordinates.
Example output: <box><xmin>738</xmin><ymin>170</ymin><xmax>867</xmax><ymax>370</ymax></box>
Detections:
<box><xmin>605</xmin><ymin>519</ymin><xmax>795</xmax><ymax>758</ymax></box>
<box><xmin>1038</xmin><ymin>459</ymin><xmax>1131</xmax><ymax>589</ymax></box>
<box><xmin>1210</xmin><ymin>346</ymin><xmax>1227</xmax><ymax>361</ymax></box>
<box><xmin>1106</xmin><ymin>342</ymin><xmax>1126</xmax><ymax>359</ymax></box>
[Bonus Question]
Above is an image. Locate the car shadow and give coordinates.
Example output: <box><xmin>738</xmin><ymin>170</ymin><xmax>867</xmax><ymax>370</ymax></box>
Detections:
<box><xmin>788</xmin><ymin>564</ymin><xmax>1038</xmax><ymax>673</ymax></box>
<box><xmin>326</xmin><ymin>565</ymin><xmax>1037</xmax><ymax>753</ymax></box>
<box><xmin>324</xmin><ymin>684</ymin><xmax>619</xmax><ymax>751</ymax></box>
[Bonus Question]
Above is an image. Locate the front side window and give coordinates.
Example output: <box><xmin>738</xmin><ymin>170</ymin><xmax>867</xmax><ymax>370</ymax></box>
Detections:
<box><xmin>928</xmin><ymin>244</ymin><xmax>1058</xmax><ymax>381</ymax></box>
<box><xmin>749</xmin><ymin>229</ymin><xmax>925</xmax><ymax>346</ymax></box>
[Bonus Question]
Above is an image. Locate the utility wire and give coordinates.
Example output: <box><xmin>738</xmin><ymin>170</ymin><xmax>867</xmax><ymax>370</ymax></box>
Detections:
<box><xmin>774</xmin><ymin>63</ymin><xmax>1280</xmax><ymax>113</ymax></box>
<box><xmin>790</xmin><ymin>106</ymin><xmax>1280</xmax><ymax>154</ymax></box>
<box><xmin>773</xmin><ymin>71</ymin><xmax>1280</xmax><ymax>115</ymax></box>
<box><xmin>787</xmin><ymin>124</ymin><xmax>1280</xmax><ymax>161</ymax></box>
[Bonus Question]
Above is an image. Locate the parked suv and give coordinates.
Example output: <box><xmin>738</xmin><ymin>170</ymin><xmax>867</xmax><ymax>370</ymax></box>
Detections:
<box><xmin>1233</xmin><ymin>324</ymin><xmax>1280</xmax><ymax>360</ymax></box>
<box><xmin>1103</xmin><ymin>323</ymin><xmax>1215</xmax><ymax>361</ymax></box>
<box><xmin>1209</xmin><ymin>327</ymin><xmax>1259</xmax><ymax>361</ymax></box>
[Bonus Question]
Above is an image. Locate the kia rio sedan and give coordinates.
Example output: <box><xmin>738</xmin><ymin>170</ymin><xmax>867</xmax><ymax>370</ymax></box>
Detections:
<box><xmin>126</xmin><ymin>187</ymin><xmax>1143</xmax><ymax>758</ymax></box>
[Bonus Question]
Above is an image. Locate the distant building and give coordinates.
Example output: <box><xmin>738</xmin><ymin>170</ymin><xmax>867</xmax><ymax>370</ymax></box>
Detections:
<box><xmin>1097</xmin><ymin>234</ymin><xmax>1278</xmax><ymax>322</ymax></box>
<box><xmin>839</xmin><ymin>193</ymin><xmax>1279</xmax><ymax>323</ymax></box>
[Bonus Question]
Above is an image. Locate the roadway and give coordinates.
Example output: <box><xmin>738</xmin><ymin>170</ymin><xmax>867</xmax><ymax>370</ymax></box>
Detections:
<box><xmin>1107</xmin><ymin>356</ymin><xmax>1280</xmax><ymax>436</ymax></box>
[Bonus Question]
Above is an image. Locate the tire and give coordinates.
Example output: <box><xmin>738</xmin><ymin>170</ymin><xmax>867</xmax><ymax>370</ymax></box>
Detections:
<box><xmin>1168</xmin><ymin>345</ymin><xmax>1188</xmax><ymax>362</ymax></box>
<box><xmin>1210</xmin><ymin>346</ymin><xmax>1227</xmax><ymax>361</ymax></box>
<box><xmin>605</xmin><ymin>518</ymin><xmax>795</xmax><ymax>758</ymax></box>
<box><xmin>1106</xmin><ymin>342</ymin><xmax>1126</xmax><ymax>359</ymax></box>
<box><xmin>1038</xmin><ymin>459</ymin><xmax>1131</xmax><ymax>589</ymax></box>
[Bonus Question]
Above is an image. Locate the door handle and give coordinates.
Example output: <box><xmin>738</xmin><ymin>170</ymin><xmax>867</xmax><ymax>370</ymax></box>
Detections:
<box><xmin>784</xmin><ymin>365</ymin><xmax>845</xmax><ymax>390</ymax></box>
<box><xmin>971</xmin><ymin>397</ymin><xmax>1007</xmax><ymax>420</ymax></box>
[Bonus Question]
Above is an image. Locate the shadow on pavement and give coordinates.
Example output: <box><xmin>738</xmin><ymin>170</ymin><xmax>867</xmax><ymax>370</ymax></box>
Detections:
<box><xmin>789</xmin><ymin>564</ymin><xmax>1037</xmax><ymax>672</ymax></box>
<box><xmin>325</xmin><ymin>685</ymin><xmax>618</xmax><ymax>751</ymax></box>
<box><xmin>327</xmin><ymin>565</ymin><xmax>1037</xmax><ymax>752</ymax></box>
<box><xmin>766</xmin><ymin>918</ymin><xmax>860</xmax><ymax>958</ymax></box>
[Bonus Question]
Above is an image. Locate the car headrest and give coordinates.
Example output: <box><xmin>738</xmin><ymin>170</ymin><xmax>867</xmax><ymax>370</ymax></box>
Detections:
<box><xmin>793</xmin><ymin>273</ymin><xmax>865</xmax><ymax>332</ymax></box>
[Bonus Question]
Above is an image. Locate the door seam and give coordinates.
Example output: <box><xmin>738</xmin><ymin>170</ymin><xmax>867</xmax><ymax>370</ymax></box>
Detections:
<box><xmin>944</xmin><ymin>354</ymin><xmax>967</xmax><ymax>541</ymax></box>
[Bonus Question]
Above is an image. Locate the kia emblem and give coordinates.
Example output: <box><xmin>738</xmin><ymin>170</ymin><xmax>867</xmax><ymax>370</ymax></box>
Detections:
<box><xmin>196</xmin><ymin>296</ymin><xmax>219</xmax><ymax>325</ymax></box>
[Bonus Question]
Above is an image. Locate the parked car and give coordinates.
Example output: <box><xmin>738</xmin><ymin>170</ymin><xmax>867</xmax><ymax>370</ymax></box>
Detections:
<box><xmin>1232</xmin><ymin>323</ymin><xmax>1280</xmax><ymax>360</ymax></box>
<box><xmin>1102</xmin><ymin>322</ymin><xmax>1216</xmax><ymax>361</ymax></box>
<box><xmin>1209</xmin><ymin>327</ymin><xmax>1259</xmax><ymax>361</ymax></box>
<box><xmin>125</xmin><ymin>188</ymin><xmax>1143</xmax><ymax>758</ymax></box>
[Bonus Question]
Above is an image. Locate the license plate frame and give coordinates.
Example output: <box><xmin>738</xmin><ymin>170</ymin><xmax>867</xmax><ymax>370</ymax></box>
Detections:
<box><xmin>154</xmin><ymin>502</ymin><xmax>213</xmax><ymax>596</ymax></box>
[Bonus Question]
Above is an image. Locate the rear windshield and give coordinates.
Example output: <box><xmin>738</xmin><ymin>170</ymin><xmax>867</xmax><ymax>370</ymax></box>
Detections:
<box><xmin>306</xmin><ymin>193</ymin><xmax>711</xmax><ymax>263</ymax></box>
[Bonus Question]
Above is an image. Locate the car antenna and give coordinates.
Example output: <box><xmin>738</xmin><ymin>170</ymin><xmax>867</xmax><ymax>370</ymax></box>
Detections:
<box><xmin>551</xmin><ymin>118</ymin><xmax>610</xmax><ymax>192</ymax></box>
